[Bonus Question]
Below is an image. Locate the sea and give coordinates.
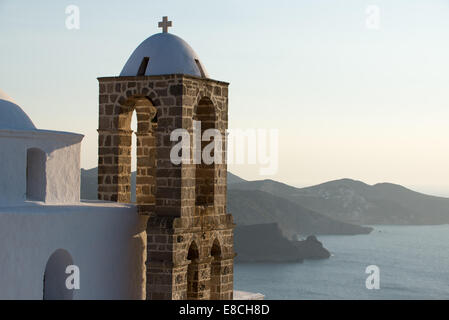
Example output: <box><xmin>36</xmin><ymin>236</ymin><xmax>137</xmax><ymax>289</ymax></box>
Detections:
<box><xmin>234</xmin><ymin>225</ymin><xmax>449</xmax><ymax>299</ymax></box>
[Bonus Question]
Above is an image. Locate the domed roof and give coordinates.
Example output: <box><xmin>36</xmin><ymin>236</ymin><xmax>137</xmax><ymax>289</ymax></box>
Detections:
<box><xmin>0</xmin><ymin>89</ymin><xmax>36</xmax><ymax>131</ymax></box>
<box><xmin>120</xmin><ymin>33</ymin><xmax>209</xmax><ymax>78</ymax></box>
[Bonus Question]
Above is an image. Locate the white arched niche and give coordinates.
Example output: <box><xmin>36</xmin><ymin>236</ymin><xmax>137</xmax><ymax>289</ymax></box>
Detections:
<box><xmin>43</xmin><ymin>249</ymin><xmax>74</xmax><ymax>300</ymax></box>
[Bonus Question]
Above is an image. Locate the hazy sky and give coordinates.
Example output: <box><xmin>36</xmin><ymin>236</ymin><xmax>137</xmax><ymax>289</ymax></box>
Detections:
<box><xmin>1</xmin><ymin>0</ymin><xmax>449</xmax><ymax>195</ymax></box>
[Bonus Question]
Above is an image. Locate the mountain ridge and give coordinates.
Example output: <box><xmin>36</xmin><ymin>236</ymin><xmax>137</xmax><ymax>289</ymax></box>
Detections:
<box><xmin>227</xmin><ymin>188</ymin><xmax>372</xmax><ymax>238</ymax></box>
<box><xmin>228</xmin><ymin>176</ymin><xmax>449</xmax><ymax>225</ymax></box>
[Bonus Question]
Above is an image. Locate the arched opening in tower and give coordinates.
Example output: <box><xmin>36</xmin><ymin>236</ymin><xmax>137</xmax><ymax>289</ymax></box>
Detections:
<box><xmin>131</xmin><ymin>110</ymin><xmax>138</xmax><ymax>202</ymax></box>
<box><xmin>43</xmin><ymin>249</ymin><xmax>74</xmax><ymax>300</ymax></box>
<box><xmin>194</xmin><ymin>97</ymin><xmax>216</xmax><ymax>207</ymax></box>
<box><xmin>134</xmin><ymin>98</ymin><xmax>158</xmax><ymax>213</ymax></box>
<box><xmin>209</xmin><ymin>238</ymin><xmax>222</xmax><ymax>300</ymax></box>
<box><xmin>26</xmin><ymin>148</ymin><xmax>46</xmax><ymax>201</ymax></box>
<box><xmin>187</xmin><ymin>241</ymin><xmax>200</xmax><ymax>299</ymax></box>
<box><xmin>115</xmin><ymin>96</ymin><xmax>157</xmax><ymax>212</ymax></box>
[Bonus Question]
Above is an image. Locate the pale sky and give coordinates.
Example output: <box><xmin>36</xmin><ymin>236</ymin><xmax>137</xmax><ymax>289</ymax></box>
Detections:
<box><xmin>1</xmin><ymin>0</ymin><xmax>449</xmax><ymax>195</ymax></box>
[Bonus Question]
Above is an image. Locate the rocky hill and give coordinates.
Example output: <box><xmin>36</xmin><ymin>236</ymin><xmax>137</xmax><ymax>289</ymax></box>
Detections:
<box><xmin>234</xmin><ymin>223</ymin><xmax>330</xmax><ymax>262</ymax></box>
<box><xmin>227</xmin><ymin>188</ymin><xmax>372</xmax><ymax>238</ymax></box>
<box><xmin>229</xmin><ymin>177</ymin><xmax>449</xmax><ymax>225</ymax></box>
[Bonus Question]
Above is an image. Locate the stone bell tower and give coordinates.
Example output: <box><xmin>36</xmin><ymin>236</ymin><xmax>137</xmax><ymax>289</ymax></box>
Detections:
<box><xmin>97</xmin><ymin>17</ymin><xmax>235</xmax><ymax>300</ymax></box>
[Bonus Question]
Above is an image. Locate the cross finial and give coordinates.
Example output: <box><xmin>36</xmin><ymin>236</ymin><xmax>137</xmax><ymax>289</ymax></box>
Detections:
<box><xmin>158</xmin><ymin>16</ymin><xmax>172</xmax><ymax>33</ymax></box>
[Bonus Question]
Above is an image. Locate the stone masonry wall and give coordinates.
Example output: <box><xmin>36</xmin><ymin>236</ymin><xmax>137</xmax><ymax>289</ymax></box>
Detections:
<box><xmin>98</xmin><ymin>74</ymin><xmax>235</xmax><ymax>300</ymax></box>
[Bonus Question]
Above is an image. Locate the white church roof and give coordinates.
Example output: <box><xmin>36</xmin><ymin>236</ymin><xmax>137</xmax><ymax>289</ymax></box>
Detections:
<box><xmin>0</xmin><ymin>89</ymin><xmax>36</xmax><ymax>131</ymax></box>
<box><xmin>120</xmin><ymin>33</ymin><xmax>209</xmax><ymax>78</ymax></box>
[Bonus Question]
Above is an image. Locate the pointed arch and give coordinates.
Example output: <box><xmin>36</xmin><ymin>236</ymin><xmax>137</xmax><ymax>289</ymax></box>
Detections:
<box><xmin>209</xmin><ymin>238</ymin><xmax>222</xmax><ymax>300</ymax></box>
<box><xmin>187</xmin><ymin>240</ymin><xmax>200</xmax><ymax>261</ymax></box>
<box><xmin>211</xmin><ymin>238</ymin><xmax>221</xmax><ymax>259</ymax></box>
<box><xmin>186</xmin><ymin>241</ymin><xmax>200</xmax><ymax>299</ymax></box>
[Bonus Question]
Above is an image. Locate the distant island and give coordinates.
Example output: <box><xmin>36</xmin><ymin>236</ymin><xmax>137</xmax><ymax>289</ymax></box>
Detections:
<box><xmin>234</xmin><ymin>223</ymin><xmax>330</xmax><ymax>262</ymax></box>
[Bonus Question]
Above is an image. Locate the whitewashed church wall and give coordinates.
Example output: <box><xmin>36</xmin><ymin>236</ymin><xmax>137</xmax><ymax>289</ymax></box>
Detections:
<box><xmin>0</xmin><ymin>135</ymin><xmax>28</xmax><ymax>204</ymax></box>
<box><xmin>0</xmin><ymin>130</ymin><xmax>83</xmax><ymax>205</ymax></box>
<box><xmin>45</xmin><ymin>142</ymin><xmax>82</xmax><ymax>203</ymax></box>
<box><xmin>0</xmin><ymin>202</ymin><xmax>146</xmax><ymax>300</ymax></box>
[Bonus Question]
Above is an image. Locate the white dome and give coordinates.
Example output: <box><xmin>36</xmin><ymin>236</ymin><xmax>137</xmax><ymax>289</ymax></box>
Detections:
<box><xmin>0</xmin><ymin>89</ymin><xmax>36</xmax><ymax>131</ymax></box>
<box><xmin>120</xmin><ymin>33</ymin><xmax>209</xmax><ymax>78</ymax></box>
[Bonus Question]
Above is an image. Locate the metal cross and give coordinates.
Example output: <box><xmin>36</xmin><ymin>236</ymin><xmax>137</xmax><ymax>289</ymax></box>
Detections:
<box><xmin>158</xmin><ymin>16</ymin><xmax>172</xmax><ymax>33</ymax></box>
